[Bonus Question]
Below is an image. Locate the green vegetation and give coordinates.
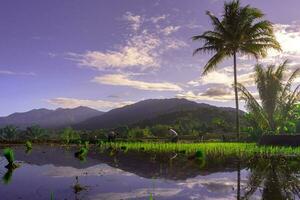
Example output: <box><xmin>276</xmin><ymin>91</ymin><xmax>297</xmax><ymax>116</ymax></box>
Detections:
<box><xmin>238</xmin><ymin>60</ymin><xmax>300</xmax><ymax>138</ymax></box>
<box><xmin>192</xmin><ymin>0</ymin><xmax>280</xmax><ymax>140</ymax></box>
<box><xmin>0</xmin><ymin>125</ymin><xmax>18</xmax><ymax>141</ymax></box>
<box><xmin>60</xmin><ymin>127</ymin><xmax>81</xmax><ymax>144</ymax></box>
<box><xmin>74</xmin><ymin>143</ymin><xmax>89</xmax><ymax>161</ymax></box>
<box><xmin>243</xmin><ymin>156</ymin><xmax>300</xmax><ymax>199</ymax></box>
<box><xmin>25</xmin><ymin>125</ymin><xmax>47</xmax><ymax>140</ymax></box>
<box><xmin>25</xmin><ymin>141</ymin><xmax>32</xmax><ymax>150</ymax></box>
<box><xmin>101</xmin><ymin>142</ymin><xmax>300</xmax><ymax>157</ymax></box>
<box><xmin>3</xmin><ymin>148</ymin><xmax>19</xmax><ymax>169</ymax></box>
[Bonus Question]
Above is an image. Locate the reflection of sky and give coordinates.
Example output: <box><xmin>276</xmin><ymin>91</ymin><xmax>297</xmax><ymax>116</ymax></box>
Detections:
<box><xmin>0</xmin><ymin>160</ymin><xmax>250</xmax><ymax>200</ymax></box>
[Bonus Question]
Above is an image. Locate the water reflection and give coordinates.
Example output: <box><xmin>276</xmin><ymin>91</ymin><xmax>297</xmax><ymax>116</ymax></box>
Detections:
<box><xmin>2</xmin><ymin>168</ymin><xmax>14</xmax><ymax>184</ymax></box>
<box><xmin>242</xmin><ymin>155</ymin><xmax>300</xmax><ymax>200</ymax></box>
<box><xmin>0</xmin><ymin>145</ymin><xmax>300</xmax><ymax>199</ymax></box>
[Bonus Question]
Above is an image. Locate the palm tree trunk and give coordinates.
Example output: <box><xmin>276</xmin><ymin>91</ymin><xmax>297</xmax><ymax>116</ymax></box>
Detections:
<box><xmin>233</xmin><ymin>52</ymin><xmax>240</xmax><ymax>141</ymax></box>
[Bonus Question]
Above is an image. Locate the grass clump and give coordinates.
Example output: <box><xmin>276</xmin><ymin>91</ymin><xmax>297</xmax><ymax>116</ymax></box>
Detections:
<box><xmin>25</xmin><ymin>141</ymin><xmax>32</xmax><ymax>150</ymax></box>
<box><xmin>74</xmin><ymin>146</ymin><xmax>88</xmax><ymax>161</ymax></box>
<box><xmin>3</xmin><ymin>148</ymin><xmax>19</xmax><ymax>169</ymax></box>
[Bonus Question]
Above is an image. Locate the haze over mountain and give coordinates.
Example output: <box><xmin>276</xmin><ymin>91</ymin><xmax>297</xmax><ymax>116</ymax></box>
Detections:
<box><xmin>0</xmin><ymin>106</ymin><xmax>103</xmax><ymax>129</ymax></box>
<box><xmin>74</xmin><ymin>98</ymin><xmax>242</xmax><ymax>130</ymax></box>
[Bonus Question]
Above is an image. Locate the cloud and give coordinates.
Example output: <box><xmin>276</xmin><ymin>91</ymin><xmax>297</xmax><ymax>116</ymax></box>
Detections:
<box><xmin>0</xmin><ymin>70</ymin><xmax>36</xmax><ymax>76</ymax></box>
<box><xmin>67</xmin><ymin>31</ymin><xmax>161</xmax><ymax>71</ymax></box>
<box><xmin>123</xmin><ymin>12</ymin><xmax>143</xmax><ymax>31</ymax></box>
<box><xmin>248</xmin><ymin>23</ymin><xmax>300</xmax><ymax>65</ymax></box>
<box><xmin>92</xmin><ymin>74</ymin><xmax>183</xmax><ymax>91</ymax></box>
<box><xmin>188</xmin><ymin>67</ymin><xmax>255</xmax><ymax>88</ymax></box>
<box><xmin>47</xmin><ymin>97</ymin><xmax>134</xmax><ymax>111</ymax></box>
<box><xmin>68</xmin><ymin>12</ymin><xmax>188</xmax><ymax>72</ymax></box>
<box><xmin>150</xmin><ymin>15</ymin><xmax>168</xmax><ymax>23</ymax></box>
<box><xmin>161</xmin><ymin>26</ymin><xmax>180</xmax><ymax>35</ymax></box>
<box><xmin>177</xmin><ymin>86</ymin><xmax>234</xmax><ymax>102</ymax></box>
<box><xmin>164</xmin><ymin>38</ymin><xmax>188</xmax><ymax>50</ymax></box>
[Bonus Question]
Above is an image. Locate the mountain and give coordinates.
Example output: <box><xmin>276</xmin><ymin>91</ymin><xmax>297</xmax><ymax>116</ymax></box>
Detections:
<box><xmin>0</xmin><ymin>106</ymin><xmax>104</xmax><ymax>129</ymax></box>
<box><xmin>74</xmin><ymin>98</ymin><xmax>243</xmax><ymax>130</ymax></box>
<box><xmin>133</xmin><ymin>105</ymin><xmax>245</xmax><ymax>134</ymax></box>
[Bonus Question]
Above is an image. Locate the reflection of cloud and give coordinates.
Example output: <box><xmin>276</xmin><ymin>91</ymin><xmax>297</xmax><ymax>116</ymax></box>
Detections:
<box><xmin>46</xmin><ymin>164</ymin><xmax>133</xmax><ymax>177</ymax></box>
<box><xmin>91</xmin><ymin>188</ymin><xmax>182</xmax><ymax>200</ymax></box>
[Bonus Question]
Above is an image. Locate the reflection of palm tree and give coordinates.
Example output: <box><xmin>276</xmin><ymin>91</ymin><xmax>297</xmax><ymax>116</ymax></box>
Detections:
<box><xmin>242</xmin><ymin>156</ymin><xmax>300</xmax><ymax>199</ymax></box>
<box><xmin>192</xmin><ymin>0</ymin><xmax>280</xmax><ymax>140</ymax></box>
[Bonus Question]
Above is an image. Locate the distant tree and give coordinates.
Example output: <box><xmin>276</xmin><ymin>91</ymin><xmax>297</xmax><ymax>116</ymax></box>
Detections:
<box><xmin>114</xmin><ymin>126</ymin><xmax>129</xmax><ymax>138</ymax></box>
<box><xmin>0</xmin><ymin>125</ymin><xmax>18</xmax><ymax>141</ymax></box>
<box><xmin>25</xmin><ymin>125</ymin><xmax>47</xmax><ymax>140</ymax></box>
<box><xmin>60</xmin><ymin>127</ymin><xmax>80</xmax><ymax>144</ymax></box>
<box><xmin>192</xmin><ymin>0</ymin><xmax>280</xmax><ymax>140</ymax></box>
<box><xmin>128</xmin><ymin>127</ymin><xmax>152</xmax><ymax>138</ymax></box>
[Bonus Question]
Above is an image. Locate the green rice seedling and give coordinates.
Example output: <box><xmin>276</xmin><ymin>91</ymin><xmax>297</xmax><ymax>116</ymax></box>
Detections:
<box><xmin>195</xmin><ymin>150</ymin><xmax>204</xmax><ymax>159</ymax></box>
<box><xmin>25</xmin><ymin>141</ymin><xmax>32</xmax><ymax>150</ymax></box>
<box><xmin>3</xmin><ymin>148</ymin><xmax>19</xmax><ymax>169</ymax></box>
<box><xmin>74</xmin><ymin>147</ymin><xmax>88</xmax><ymax>161</ymax></box>
<box><xmin>99</xmin><ymin>142</ymin><xmax>300</xmax><ymax>158</ymax></box>
<box><xmin>149</xmin><ymin>193</ymin><xmax>154</xmax><ymax>200</ymax></box>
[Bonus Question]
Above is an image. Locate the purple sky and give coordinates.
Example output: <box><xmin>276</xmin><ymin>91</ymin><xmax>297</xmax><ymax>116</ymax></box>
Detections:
<box><xmin>1</xmin><ymin>0</ymin><xmax>300</xmax><ymax>116</ymax></box>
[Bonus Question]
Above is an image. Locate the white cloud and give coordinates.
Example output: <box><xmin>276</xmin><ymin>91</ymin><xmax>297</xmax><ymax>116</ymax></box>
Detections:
<box><xmin>177</xmin><ymin>87</ymin><xmax>234</xmax><ymax>102</ymax></box>
<box><xmin>47</xmin><ymin>97</ymin><xmax>134</xmax><ymax>111</ymax></box>
<box><xmin>123</xmin><ymin>12</ymin><xmax>142</xmax><ymax>31</ymax></box>
<box><xmin>67</xmin><ymin>12</ymin><xmax>189</xmax><ymax>73</ymax></box>
<box><xmin>68</xmin><ymin>31</ymin><xmax>161</xmax><ymax>71</ymax></box>
<box><xmin>188</xmin><ymin>67</ymin><xmax>255</xmax><ymax>87</ymax></box>
<box><xmin>161</xmin><ymin>26</ymin><xmax>180</xmax><ymax>35</ymax></box>
<box><xmin>92</xmin><ymin>74</ymin><xmax>183</xmax><ymax>91</ymax></box>
<box><xmin>164</xmin><ymin>38</ymin><xmax>188</xmax><ymax>50</ymax></box>
<box><xmin>150</xmin><ymin>15</ymin><xmax>168</xmax><ymax>23</ymax></box>
<box><xmin>252</xmin><ymin>23</ymin><xmax>300</xmax><ymax>65</ymax></box>
<box><xmin>0</xmin><ymin>70</ymin><xmax>36</xmax><ymax>76</ymax></box>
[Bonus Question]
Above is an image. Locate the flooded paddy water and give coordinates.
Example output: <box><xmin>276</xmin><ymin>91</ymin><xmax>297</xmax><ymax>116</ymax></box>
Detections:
<box><xmin>0</xmin><ymin>145</ymin><xmax>299</xmax><ymax>200</ymax></box>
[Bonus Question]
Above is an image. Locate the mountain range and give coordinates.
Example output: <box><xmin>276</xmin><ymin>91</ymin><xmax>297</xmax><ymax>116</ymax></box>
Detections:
<box><xmin>0</xmin><ymin>98</ymin><xmax>244</xmax><ymax>130</ymax></box>
<box><xmin>0</xmin><ymin>106</ymin><xmax>103</xmax><ymax>129</ymax></box>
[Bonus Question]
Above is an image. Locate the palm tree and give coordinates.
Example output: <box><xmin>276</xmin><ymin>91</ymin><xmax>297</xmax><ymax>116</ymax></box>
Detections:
<box><xmin>192</xmin><ymin>0</ymin><xmax>281</xmax><ymax>140</ymax></box>
<box><xmin>237</xmin><ymin>60</ymin><xmax>300</xmax><ymax>134</ymax></box>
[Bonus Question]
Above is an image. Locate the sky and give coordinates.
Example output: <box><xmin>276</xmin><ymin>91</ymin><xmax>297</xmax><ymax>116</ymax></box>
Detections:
<box><xmin>1</xmin><ymin>0</ymin><xmax>300</xmax><ymax>116</ymax></box>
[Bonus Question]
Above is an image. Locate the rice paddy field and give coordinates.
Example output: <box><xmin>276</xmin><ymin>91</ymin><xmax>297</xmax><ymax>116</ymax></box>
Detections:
<box><xmin>102</xmin><ymin>142</ymin><xmax>300</xmax><ymax>157</ymax></box>
<box><xmin>1</xmin><ymin>142</ymin><xmax>300</xmax><ymax>200</ymax></box>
